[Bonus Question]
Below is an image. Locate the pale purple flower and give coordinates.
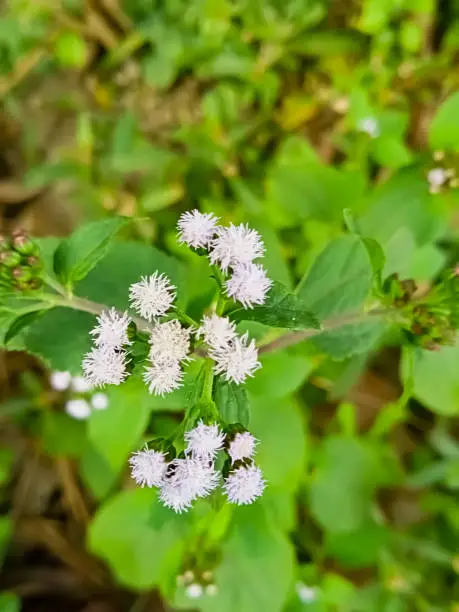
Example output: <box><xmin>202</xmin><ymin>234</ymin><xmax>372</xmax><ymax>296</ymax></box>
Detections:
<box><xmin>228</xmin><ymin>431</ymin><xmax>258</xmax><ymax>463</ymax></box>
<box><xmin>82</xmin><ymin>347</ymin><xmax>129</xmax><ymax>387</ymax></box>
<box><xmin>143</xmin><ymin>360</ymin><xmax>183</xmax><ymax>395</ymax></box>
<box><xmin>129</xmin><ymin>272</ymin><xmax>176</xmax><ymax>321</ymax></box>
<box><xmin>177</xmin><ymin>209</ymin><xmax>219</xmax><ymax>248</ymax></box>
<box><xmin>209</xmin><ymin>223</ymin><xmax>265</xmax><ymax>271</ymax></box>
<box><xmin>184</xmin><ymin>421</ymin><xmax>226</xmax><ymax>460</ymax></box>
<box><xmin>225</xmin><ymin>263</ymin><xmax>272</xmax><ymax>308</ymax></box>
<box><xmin>90</xmin><ymin>308</ymin><xmax>131</xmax><ymax>349</ymax></box>
<box><xmin>149</xmin><ymin>319</ymin><xmax>191</xmax><ymax>364</ymax></box>
<box><xmin>210</xmin><ymin>332</ymin><xmax>260</xmax><ymax>384</ymax></box>
<box><xmin>160</xmin><ymin>458</ymin><xmax>219</xmax><ymax>513</ymax></box>
<box><xmin>224</xmin><ymin>464</ymin><xmax>265</xmax><ymax>505</ymax></box>
<box><xmin>196</xmin><ymin>314</ymin><xmax>236</xmax><ymax>348</ymax></box>
<box><xmin>129</xmin><ymin>448</ymin><xmax>168</xmax><ymax>487</ymax></box>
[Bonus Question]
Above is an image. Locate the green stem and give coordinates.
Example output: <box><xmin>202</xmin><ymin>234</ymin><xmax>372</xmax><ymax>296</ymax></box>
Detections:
<box><xmin>202</xmin><ymin>359</ymin><xmax>215</xmax><ymax>403</ymax></box>
<box><xmin>174</xmin><ymin>306</ymin><xmax>197</xmax><ymax>328</ymax></box>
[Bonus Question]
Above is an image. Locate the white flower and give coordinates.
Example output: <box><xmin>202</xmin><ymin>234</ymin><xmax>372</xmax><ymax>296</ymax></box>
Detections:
<box><xmin>82</xmin><ymin>347</ymin><xmax>129</xmax><ymax>387</ymax></box>
<box><xmin>129</xmin><ymin>448</ymin><xmax>168</xmax><ymax>487</ymax></box>
<box><xmin>196</xmin><ymin>314</ymin><xmax>236</xmax><ymax>348</ymax></box>
<box><xmin>209</xmin><ymin>223</ymin><xmax>265</xmax><ymax>271</ymax></box>
<box><xmin>149</xmin><ymin>320</ymin><xmax>191</xmax><ymax>363</ymax></box>
<box><xmin>210</xmin><ymin>332</ymin><xmax>260</xmax><ymax>384</ymax></box>
<box><xmin>186</xmin><ymin>583</ymin><xmax>204</xmax><ymax>599</ymax></box>
<box><xmin>90</xmin><ymin>392</ymin><xmax>109</xmax><ymax>410</ymax></box>
<box><xmin>65</xmin><ymin>398</ymin><xmax>91</xmax><ymax>420</ymax></box>
<box><xmin>71</xmin><ymin>375</ymin><xmax>92</xmax><ymax>393</ymax></box>
<box><xmin>143</xmin><ymin>360</ymin><xmax>183</xmax><ymax>395</ymax></box>
<box><xmin>228</xmin><ymin>431</ymin><xmax>258</xmax><ymax>463</ymax></box>
<box><xmin>224</xmin><ymin>464</ymin><xmax>265</xmax><ymax>505</ymax></box>
<box><xmin>177</xmin><ymin>209</ymin><xmax>219</xmax><ymax>248</ymax></box>
<box><xmin>225</xmin><ymin>263</ymin><xmax>272</xmax><ymax>308</ymax></box>
<box><xmin>295</xmin><ymin>582</ymin><xmax>317</xmax><ymax>604</ymax></box>
<box><xmin>184</xmin><ymin>421</ymin><xmax>226</xmax><ymax>460</ymax></box>
<box><xmin>90</xmin><ymin>308</ymin><xmax>131</xmax><ymax>349</ymax></box>
<box><xmin>129</xmin><ymin>272</ymin><xmax>176</xmax><ymax>321</ymax></box>
<box><xmin>427</xmin><ymin>167</ymin><xmax>447</xmax><ymax>187</ymax></box>
<box><xmin>160</xmin><ymin>458</ymin><xmax>219</xmax><ymax>512</ymax></box>
<box><xmin>50</xmin><ymin>370</ymin><xmax>71</xmax><ymax>391</ymax></box>
<box><xmin>358</xmin><ymin>117</ymin><xmax>380</xmax><ymax>138</ymax></box>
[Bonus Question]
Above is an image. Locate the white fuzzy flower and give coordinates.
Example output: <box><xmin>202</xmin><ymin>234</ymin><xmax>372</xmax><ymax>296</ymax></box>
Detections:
<box><xmin>224</xmin><ymin>464</ymin><xmax>265</xmax><ymax>505</ymax></box>
<box><xmin>186</xmin><ymin>583</ymin><xmax>204</xmax><ymax>599</ymax></box>
<box><xmin>358</xmin><ymin>117</ymin><xmax>380</xmax><ymax>138</ymax></box>
<box><xmin>91</xmin><ymin>392</ymin><xmax>109</xmax><ymax>411</ymax></box>
<box><xmin>209</xmin><ymin>223</ymin><xmax>265</xmax><ymax>271</ymax></box>
<box><xmin>177</xmin><ymin>209</ymin><xmax>219</xmax><ymax>248</ymax></box>
<box><xmin>296</xmin><ymin>583</ymin><xmax>317</xmax><ymax>604</ymax></box>
<box><xmin>90</xmin><ymin>308</ymin><xmax>131</xmax><ymax>349</ymax></box>
<box><xmin>143</xmin><ymin>360</ymin><xmax>183</xmax><ymax>395</ymax></box>
<box><xmin>184</xmin><ymin>421</ymin><xmax>226</xmax><ymax>460</ymax></box>
<box><xmin>65</xmin><ymin>398</ymin><xmax>91</xmax><ymax>420</ymax></box>
<box><xmin>129</xmin><ymin>272</ymin><xmax>176</xmax><ymax>321</ymax></box>
<box><xmin>210</xmin><ymin>332</ymin><xmax>260</xmax><ymax>384</ymax></box>
<box><xmin>129</xmin><ymin>448</ymin><xmax>168</xmax><ymax>487</ymax></box>
<box><xmin>160</xmin><ymin>458</ymin><xmax>219</xmax><ymax>512</ymax></box>
<box><xmin>82</xmin><ymin>347</ymin><xmax>129</xmax><ymax>387</ymax></box>
<box><xmin>196</xmin><ymin>314</ymin><xmax>236</xmax><ymax>348</ymax></box>
<box><xmin>228</xmin><ymin>431</ymin><xmax>258</xmax><ymax>463</ymax></box>
<box><xmin>50</xmin><ymin>370</ymin><xmax>71</xmax><ymax>391</ymax></box>
<box><xmin>225</xmin><ymin>263</ymin><xmax>272</xmax><ymax>308</ymax></box>
<box><xmin>149</xmin><ymin>320</ymin><xmax>191</xmax><ymax>364</ymax></box>
<box><xmin>71</xmin><ymin>375</ymin><xmax>92</xmax><ymax>393</ymax></box>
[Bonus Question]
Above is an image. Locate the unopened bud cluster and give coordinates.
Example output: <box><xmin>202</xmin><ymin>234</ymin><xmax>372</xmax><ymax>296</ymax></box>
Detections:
<box><xmin>0</xmin><ymin>230</ymin><xmax>43</xmax><ymax>291</ymax></box>
<box><xmin>129</xmin><ymin>421</ymin><xmax>265</xmax><ymax>513</ymax></box>
<box><xmin>177</xmin><ymin>569</ymin><xmax>218</xmax><ymax>600</ymax></box>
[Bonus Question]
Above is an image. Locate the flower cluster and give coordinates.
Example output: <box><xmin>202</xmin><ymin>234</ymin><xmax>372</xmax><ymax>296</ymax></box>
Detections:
<box><xmin>177</xmin><ymin>210</ymin><xmax>273</xmax><ymax>309</ymax></box>
<box><xmin>129</xmin><ymin>422</ymin><xmax>265</xmax><ymax>513</ymax></box>
<box><xmin>50</xmin><ymin>370</ymin><xmax>109</xmax><ymax>420</ymax></box>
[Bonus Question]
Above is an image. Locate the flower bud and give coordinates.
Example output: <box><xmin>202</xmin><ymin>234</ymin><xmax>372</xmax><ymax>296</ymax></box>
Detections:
<box><xmin>0</xmin><ymin>250</ymin><xmax>21</xmax><ymax>267</ymax></box>
<box><xmin>12</xmin><ymin>233</ymin><xmax>38</xmax><ymax>256</ymax></box>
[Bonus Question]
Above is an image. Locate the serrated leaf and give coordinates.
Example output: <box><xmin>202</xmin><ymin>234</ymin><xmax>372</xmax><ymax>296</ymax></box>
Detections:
<box><xmin>231</xmin><ymin>281</ymin><xmax>320</xmax><ymax>330</ymax></box>
<box><xmin>54</xmin><ymin>217</ymin><xmax>128</xmax><ymax>285</ymax></box>
<box><xmin>4</xmin><ymin>310</ymin><xmax>46</xmax><ymax>345</ymax></box>
<box><xmin>214</xmin><ymin>379</ymin><xmax>250</xmax><ymax>427</ymax></box>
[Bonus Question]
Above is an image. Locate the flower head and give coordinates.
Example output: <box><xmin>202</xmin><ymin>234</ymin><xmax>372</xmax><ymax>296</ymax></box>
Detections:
<box><xmin>177</xmin><ymin>209</ymin><xmax>219</xmax><ymax>248</ymax></box>
<box><xmin>160</xmin><ymin>458</ymin><xmax>219</xmax><ymax>512</ymax></box>
<box><xmin>149</xmin><ymin>320</ymin><xmax>192</xmax><ymax>364</ymax></box>
<box><xmin>224</xmin><ymin>464</ymin><xmax>265</xmax><ymax>505</ymax></box>
<box><xmin>184</xmin><ymin>421</ymin><xmax>226</xmax><ymax>460</ymax></box>
<box><xmin>143</xmin><ymin>360</ymin><xmax>183</xmax><ymax>395</ymax></box>
<box><xmin>186</xmin><ymin>583</ymin><xmax>204</xmax><ymax>599</ymax></box>
<box><xmin>129</xmin><ymin>448</ymin><xmax>168</xmax><ymax>487</ymax></box>
<box><xmin>196</xmin><ymin>314</ymin><xmax>236</xmax><ymax>348</ymax></box>
<box><xmin>50</xmin><ymin>370</ymin><xmax>71</xmax><ymax>391</ymax></box>
<box><xmin>296</xmin><ymin>583</ymin><xmax>317</xmax><ymax>604</ymax></box>
<box><xmin>209</xmin><ymin>223</ymin><xmax>264</xmax><ymax>271</ymax></box>
<box><xmin>225</xmin><ymin>263</ymin><xmax>272</xmax><ymax>309</ymax></box>
<box><xmin>82</xmin><ymin>347</ymin><xmax>129</xmax><ymax>387</ymax></box>
<box><xmin>210</xmin><ymin>332</ymin><xmax>260</xmax><ymax>384</ymax></box>
<box><xmin>65</xmin><ymin>398</ymin><xmax>91</xmax><ymax>420</ymax></box>
<box><xmin>358</xmin><ymin>117</ymin><xmax>380</xmax><ymax>138</ymax></box>
<box><xmin>129</xmin><ymin>273</ymin><xmax>176</xmax><ymax>321</ymax></box>
<box><xmin>71</xmin><ymin>375</ymin><xmax>92</xmax><ymax>393</ymax></box>
<box><xmin>90</xmin><ymin>308</ymin><xmax>131</xmax><ymax>349</ymax></box>
<box><xmin>228</xmin><ymin>431</ymin><xmax>258</xmax><ymax>463</ymax></box>
<box><xmin>91</xmin><ymin>392</ymin><xmax>109</xmax><ymax>411</ymax></box>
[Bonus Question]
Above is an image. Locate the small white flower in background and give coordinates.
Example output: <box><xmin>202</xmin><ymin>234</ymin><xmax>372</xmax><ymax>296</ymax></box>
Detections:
<box><xmin>160</xmin><ymin>458</ymin><xmax>219</xmax><ymax>512</ymax></box>
<box><xmin>177</xmin><ymin>209</ymin><xmax>219</xmax><ymax>248</ymax></box>
<box><xmin>149</xmin><ymin>319</ymin><xmax>192</xmax><ymax>364</ymax></box>
<box><xmin>427</xmin><ymin>167</ymin><xmax>451</xmax><ymax>193</ymax></box>
<box><xmin>71</xmin><ymin>375</ymin><xmax>92</xmax><ymax>393</ymax></box>
<box><xmin>90</xmin><ymin>308</ymin><xmax>131</xmax><ymax>349</ymax></box>
<box><xmin>82</xmin><ymin>347</ymin><xmax>129</xmax><ymax>387</ymax></box>
<box><xmin>357</xmin><ymin>117</ymin><xmax>380</xmax><ymax>138</ymax></box>
<box><xmin>65</xmin><ymin>398</ymin><xmax>91</xmax><ymax>420</ymax></box>
<box><xmin>50</xmin><ymin>370</ymin><xmax>71</xmax><ymax>391</ymax></box>
<box><xmin>205</xmin><ymin>584</ymin><xmax>218</xmax><ymax>597</ymax></box>
<box><xmin>143</xmin><ymin>360</ymin><xmax>183</xmax><ymax>395</ymax></box>
<box><xmin>184</xmin><ymin>421</ymin><xmax>226</xmax><ymax>460</ymax></box>
<box><xmin>228</xmin><ymin>431</ymin><xmax>258</xmax><ymax>463</ymax></box>
<box><xmin>209</xmin><ymin>223</ymin><xmax>265</xmax><ymax>271</ymax></box>
<box><xmin>129</xmin><ymin>272</ymin><xmax>176</xmax><ymax>321</ymax></box>
<box><xmin>90</xmin><ymin>392</ymin><xmax>109</xmax><ymax>411</ymax></box>
<box><xmin>295</xmin><ymin>582</ymin><xmax>317</xmax><ymax>604</ymax></box>
<box><xmin>225</xmin><ymin>263</ymin><xmax>272</xmax><ymax>308</ymax></box>
<box><xmin>129</xmin><ymin>448</ymin><xmax>168</xmax><ymax>487</ymax></box>
<box><xmin>224</xmin><ymin>464</ymin><xmax>265</xmax><ymax>505</ymax></box>
<box><xmin>185</xmin><ymin>583</ymin><xmax>204</xmax><ymax>599</ymax></box>
<box><xmin>210</xmin><ymin>332</ymin><xmax>260</xmax><ymax>384</ymax></box>
<box><xmin>196</xmin><ymin>314</ymin><xmax>236</xmax><ymax>348</ymax></box>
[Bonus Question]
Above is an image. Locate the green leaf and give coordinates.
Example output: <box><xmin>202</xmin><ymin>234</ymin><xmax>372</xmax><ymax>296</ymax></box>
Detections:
<box><xmin>89</xmin><ymin>488</ymin><xmax>190</xmax><ymax>590</ymax></box>
<box><xmin>231</xmin><ymin>281</ymin><xmax>320</xmax><ymax>330</ymax></box>
<box><xmin>0</xmin><ymin>593</ymin><xmax>20</xmax><ymax>612</ymax></box>
<box><xmin>79</xmin><ymin>442</ymin><xmax>119</xmax><ymax>501</ymax></box>
<box><xmin>246</xmin><ymin>352</ymin><xmax>315</xmax><ymax>398</ymax></box>
<box><xmin>214</xmin><ymin>380</ymin><xmax>250</xmax><ymax>427</ymax></box>
<box><xmin>401</xmin><ymin>345</ymin><xmax>459</xmax><ymax>416</ymax></box>
<box><xmin>0</xmin><ymin>515</ymin><xmax>12</xmax><ymax>568</ymax></box>
<box><xmin>39</xmin><ymin>412</ymin><xmax>87</xmax><ymax>457</ymax></box>
<box><xmin>325</xmin><ymin>520</ymin><xmax>389</xmax><ymax>568</ymax></box>
<box><xmin>429</xmin><ymin>92</ymin><xmax>459</xmax><ymax>152</ymax></box>
<box><xmin>250</xmin><ymin>396</ymin><xmax>307</xmax><ymax>491</ymax></box>
<box><xmin>88</xmin><ymin>378</ymin><xmax>153</xmax><ymax>471</ymax></box>
<box><xmin>309</xmin><ymin>437</ymin><xmax>380</xmax><ymax>533</ymax></box>
<box><xmin>4</xmin><ymin>310</ymin><xmax>46</xmax><ymax>345</ymax></box>
<box><xmin>54</xmin><ymin>217</ymin><xmax>128</xmax><ymax>285</ymax></box>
